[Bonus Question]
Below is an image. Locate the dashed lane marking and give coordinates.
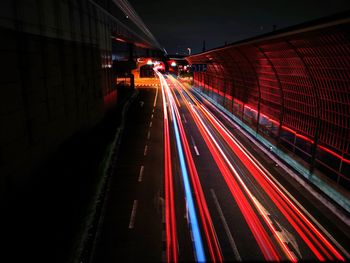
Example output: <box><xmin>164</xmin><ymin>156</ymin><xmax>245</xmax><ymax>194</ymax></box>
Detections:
<box><xmin>211</xmin><ymin>189</ymin><xmax>241</xmax><ymax>261</ymax></box>
<box><xmin>138</xmin><ymin>165</ymin><xmax>144</xmax><ymax>182</ymax></box>
<box><xmin>182</xmin><ymin>113</ymin><xmax>187</xmax><ymax>123</ymax></box>
<box><xmin>128</xmin><ymin>200</ymin><xmax>138</xmax><ymax>229</ymax></box>
<box><xmin>190</xmin><ymin>136</ymin><xmax>200</xmax><ymax>156</ymax></box>
<box><xmin>194</xmin><ymin>146</ymin><xmax>200</xmax><ymax>156</ymax></box>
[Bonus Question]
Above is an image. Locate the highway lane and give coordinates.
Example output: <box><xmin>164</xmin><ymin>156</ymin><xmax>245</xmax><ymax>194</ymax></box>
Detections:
<box><xmin>159</xmin><ymin>72</ymin><xmax>350</xmax><ymax>262</ymax></box>
<box><xmin>92</xmin><ymin>73</ymin><xmax>349</xmax><ymax>262</ymax></box>
<box><xmin>92</xmin><ymin>87</ymin><xmax>164</xmax><ymax>262</ymax></box>
<box><xmin>161</xmin><ymin>74</ymin><xmax>274</xmax><ymax>261</ymax></box>
<box><xmin>160</xmin><ymin>73</ymin><xmax>262</xmax><ymax>261</ymax></box>
<box><xmin>167</xmin><ymin>77</ymin><xmax>265</xmax><ymax>261</ymax></box>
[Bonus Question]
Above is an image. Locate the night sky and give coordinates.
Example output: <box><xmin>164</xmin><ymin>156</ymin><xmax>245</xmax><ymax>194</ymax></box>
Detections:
<box><xmin>128</xmin><ymin>0</ymin><xmax>350</xmax><ymax>55</ymax></box>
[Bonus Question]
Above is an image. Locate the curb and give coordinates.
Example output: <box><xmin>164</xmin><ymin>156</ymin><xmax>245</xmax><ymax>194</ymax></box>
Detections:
<box><xmin>75</xmin><ymin>89</ymin><xmax>139</xmax><ymax>263</ymax></box>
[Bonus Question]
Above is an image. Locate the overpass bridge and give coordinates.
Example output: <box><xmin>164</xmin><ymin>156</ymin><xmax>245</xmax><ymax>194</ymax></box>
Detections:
<box><xmin>1</xmin><ymin>1</ymin><xmax>350</xmax><ymax>263</ymax></box>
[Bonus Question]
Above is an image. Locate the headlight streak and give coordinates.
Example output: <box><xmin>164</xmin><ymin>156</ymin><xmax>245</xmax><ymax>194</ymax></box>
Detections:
<box><xmin>174</xmin><ymin>76</ymin><xmax>345</xmax><ymax>261</ymax></box>
<box><xmin>168</xmin><ymin>75</ymin><xmax>281</xmax><ymax>260</ymax></box>
<box><xmin>170</xmin><ymin>76</ymin><xmax>293</xmax><ymax>260</ymax></box>
<box><xmin>158</xmin><ymin>72</ymin><xmax>206</xmax><ymax>262</ymax></box>
<box><xmin>192</xmin><ymin>86</ymin><xmax>350</xmax><ymax>251</ymax></box>
<box><xmin>197</xmin><ymin>97</ymin><xmax>345</xmax><ymax>261</ymax></box>
<box><xmin>192</xmin><ymin>102</ymin><xmax>281</xmax><ymax>261</ymax></box>
<box><xmin>168</xmin><ymin>81</ymin><xmax>223</xmax><ymax>262</ymax></box>
<box><xmin>198</xmin><ymin>103</ymin><xmax>344</xmax><ymax>261</ymax></box>
<box><xmin>160</xmin><ymin>74</ymin><xmax>178</xmax><ymax>263</ymax></box>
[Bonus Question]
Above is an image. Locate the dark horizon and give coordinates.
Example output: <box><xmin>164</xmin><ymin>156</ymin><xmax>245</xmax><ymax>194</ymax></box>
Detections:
<box><xmin>1</xmin><ymin>1</ymin><xmax>350</xmax><ymax>263</ymax></box>
<box><xmin>129</xmin><ymin>0</ymin><xmax>350</xmax><ymax>54</ymax></box>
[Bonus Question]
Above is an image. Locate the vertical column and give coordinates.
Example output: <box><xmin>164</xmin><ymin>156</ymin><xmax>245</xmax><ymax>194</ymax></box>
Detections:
<box><xmin>285</xmin><ymin>39</ymin><xmax>321</xmax><ymax>174</ymax></box>
<box><xmin>256</xmin><ymin>44</ymin><xmax>284</xmax><ymax>144</ymax></box>
<box><xmin>236</xmin><ymin>47</ymin><xmax>262</xmax><ymax>133</ymax></box>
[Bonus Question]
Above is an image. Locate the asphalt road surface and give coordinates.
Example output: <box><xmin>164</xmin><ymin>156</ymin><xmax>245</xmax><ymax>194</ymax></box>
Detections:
<box><xmin>92</xmin><ymin>87</ymin><xmax>164</xmax><ymax>262</ymax></box>
<box><xmin>92</xmin><ymin>74</ymin><xmax>350</xmax><ymax>262</ymax></box>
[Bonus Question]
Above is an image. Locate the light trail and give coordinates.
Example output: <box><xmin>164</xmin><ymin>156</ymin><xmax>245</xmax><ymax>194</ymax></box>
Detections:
<box><xmin>159</xmin><ymin>72</ymin><xmax>206</xmax><ymax>262</ymax></box>
<box><xmin>173</xmin><ymin>76</ymin><xmax>346</xmax><ymax>261</ymax></box>
<box><xmin>191</xmin><ymin>99</ymin><xmax>297</xmax><ymax>260</ymax></box>
<box><xmin>160</xmin><ymin>74</ymin><xmax>178</xmax><ymax>263</ymax></box>
<box><xmin>165</xmin><ymin>78</ymin><xmax>223</xmax><ymax>262</ymax></box>
<box><xmin>169</xmin><ymin>76</ymin><xmax>281</xmax><ymax>261</ymax></box>
<box><xmin>191</xmin><ymin>103</ymin><xmax>281</xmax><ymax>261</ymax></box>
<box><xmin>197</xmin><ymin>95</ymin><xmax>345</xmax><ymax>261</ymax></box>
<box><xmin>192</xmin><ymin>85</ymin><xmax>350</xmax><ymax>229</ymax></box>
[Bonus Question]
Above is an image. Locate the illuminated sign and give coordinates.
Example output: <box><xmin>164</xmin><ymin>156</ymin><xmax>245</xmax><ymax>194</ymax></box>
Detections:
<box><xmin>191</xmin><ymin>64</ymin><xmax>207</xmax><ymax>72</ymax></box>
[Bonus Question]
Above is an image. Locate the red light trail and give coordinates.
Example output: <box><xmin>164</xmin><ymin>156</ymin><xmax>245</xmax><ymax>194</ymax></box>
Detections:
<box><xmin>161</xmin><ymin>76</ymin><xmax>178</xmax><ymax>263</ymax></box>
<box><xmin>166</xmin><ymin>80</ymin><xmax>223</xmax><ymax>262</ymax></box>
<box><xmin>157</xmin><ymin>72</ymin><xmax>348</xmax><ymax>262</ymax></box>
<box><xmin>202</xmin><ymin>84</ymin><xmax>350</xmax><ymax>165</ymax></box>
<box><xmin>168</xmin><ymin>74</ymin><xmax>347</xmax><ymax>261</ymax></box>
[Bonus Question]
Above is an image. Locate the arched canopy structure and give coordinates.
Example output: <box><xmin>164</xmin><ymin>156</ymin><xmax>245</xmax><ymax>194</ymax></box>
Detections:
<box><xmin>187</xmin><ymin>12</ymin><xmax>350</xmax><ymax>188</ymax></box>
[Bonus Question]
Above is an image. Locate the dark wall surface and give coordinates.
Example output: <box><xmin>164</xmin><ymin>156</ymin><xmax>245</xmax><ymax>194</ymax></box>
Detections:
<box><xmin>0</xmin><ymin>0</ymin><xmax>117</xmax><ymax>199</ymax></box>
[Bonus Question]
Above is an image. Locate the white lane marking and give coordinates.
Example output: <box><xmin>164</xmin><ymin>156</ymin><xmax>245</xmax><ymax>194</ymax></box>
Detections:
<box><xmin>275</xmin><ymin>221</ymin><xmax>302</xmax><ymax>259</ymax></box>
<box><xmin>138</xmin><ymin>165</ymin><xmax>144</xmax><ymax>182</ymax></box>
<box><xmin>194</xmin><ymin>146</ymin><xmax>200</xmax><ymax>156</ymax></box>
<box><xmin>152</xmin><ymin>109</ymin><xmax>155</xmax><ymax>113</ymax></box>
<box><xmin>211</xmin><ymin>189</ymin><xmax>241</xmax><ymax>261</ymax></box>
<box><xmin>153</xmin><ymin>84</ymin><xmax>159</xmax><ymax>107</ymax></box>
<box><xmin>182</xmin><ymin>113</ymin><xmax>188</xmax><ymax>123</ymax></box>
<box><xmin>203</xmin><ymin>92</ymin><xmax>350</xmax><ymax>231</ymax></box>
<box><xmin>205</xmin><ymin>101</ymin><xmax>350</xmax><ymax>257</ymax></box>
<box><xmin>252</xmin><ymin>196</ymin><xmax>299</xmax><ymax>259</ymax></box>
<box><xmin>151</xmin><ymin>114</ymin><xmax>154</xmax><ymax>119</ymax></box>
<box><xmin>190</xmin><ymin>136</ymin><xmax>200</xmax><ymax>156</ymax></box>
<box><xmin>149</xmin><ymin>121</ymin><xmax>153</xmax><ymax>128</ymax></box>
<box><xmin>147</xmin><ymin>130</ymin><xmax>151</xmax><ymax>140</ymax></box>
<box><xmin>184</xmin><ymin>197</ymin><xmax>189</xmax><ymax>223</ymax></box>
<box><xmin>144</xmin><ymin>145</ymin><xmax>148</xmax><ymax>156</ymax></box>
<box><xmin>128</xmin><ymin>200</ymin><xmax>138</xmax><ymax>229</ymax></box>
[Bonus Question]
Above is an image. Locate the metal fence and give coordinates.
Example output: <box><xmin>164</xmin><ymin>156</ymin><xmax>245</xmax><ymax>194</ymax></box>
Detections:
<box><xmin>187</xmin><ymin>13</ymin><xmax>350</xmax><ymax>189</ymax></box>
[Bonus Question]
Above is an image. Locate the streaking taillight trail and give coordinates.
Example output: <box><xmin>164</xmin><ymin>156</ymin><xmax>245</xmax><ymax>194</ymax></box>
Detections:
<box><xmin>171</xmin><ymin>75</ymin><xmax>347</xmax><ymax>261</ymax></box>
<box><xmin>167</xmin><ymin>79</ymin><xmax>223</xmax><ymax>262</ymax></box>
<box><xmin>197</xmin><ymin>91</ymin><xmax>346</xmax><ymax>261</ymax></box>
<box><xmin>177</xmin><ymin>88</ymin><xmax>281</xmax><ymax>261</ymax></box>
<box><xmin>159</xmin><ymin>72</ymin><xmax>207</xmax><ymax>262</ymax></box>
<box><xmin>160</xmin><ymin>74</ymin><xmax>178</xmax><ymax>263</ymax></box>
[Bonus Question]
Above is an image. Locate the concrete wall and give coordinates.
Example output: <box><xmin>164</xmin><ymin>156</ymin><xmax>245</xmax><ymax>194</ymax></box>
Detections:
<box><xmin>0</xmin><ymin>0</ymin><xmax>116</xmax><ymax>194</ymax></box>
